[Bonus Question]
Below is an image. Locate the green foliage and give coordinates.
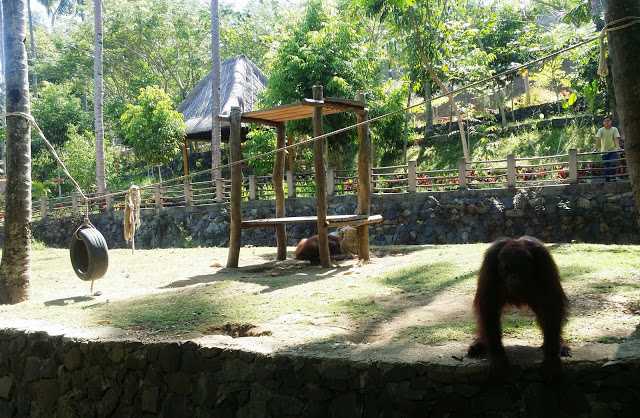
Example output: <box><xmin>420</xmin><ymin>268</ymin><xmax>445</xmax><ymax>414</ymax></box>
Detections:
<box><xmin>31</xmin><ymin>81</ymin><xmax>93</xmax><ymax>149</ymax></box>
<box><xmin>244</xmin><ymin>127</ymin><xmax>277</xmax><ymax>176</ymax></box>
<box><xmin>60</xmin><ymin>125</ymin><xmax>116</xmax><ymax>191</ymax></box>
<box><xmin>264</xmin><ymin>0</ymin><xmax>388</xmax><ymax>169</ymax></box>
<box><xmin>370</xmin><ymin>83</ymin><xmax>407</xmax><ymax>165</ymax></box>
<box><xmin>120</xmin><ymin>86</ymin><xmax>186</xmax><ymax>166</ymax></box>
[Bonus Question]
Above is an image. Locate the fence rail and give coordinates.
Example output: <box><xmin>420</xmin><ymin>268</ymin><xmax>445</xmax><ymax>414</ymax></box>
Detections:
<box><xmin>27</xmin><ymin>149</ymin><xmax>628</xmax><ymax>220</ymax></box>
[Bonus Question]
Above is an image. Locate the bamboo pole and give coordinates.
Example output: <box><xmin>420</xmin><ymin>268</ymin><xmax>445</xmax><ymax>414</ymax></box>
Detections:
<box><xmin>356</xmin><ymin>92</ymin><xmax>371</xmax><ymax>262</ymax></box>
<box><xmin>274</xmin><ymin>123</ymin><xmax>287</xmax><ymax>261</ymax></box>
<box><xmin>312</xmin><ymin>85</ymin><xmax>331</xmax><ymax>267</ymax></box>
<box><xmin>226</xmin><ymin>106</ymin><xmax>242</xmax><ymax>268</ymax></box>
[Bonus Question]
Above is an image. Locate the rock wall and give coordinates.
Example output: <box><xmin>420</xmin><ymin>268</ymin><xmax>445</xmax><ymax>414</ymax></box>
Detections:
<box><xmin>0</xmin><ymin>329</ymin><xmax>638</xmax><ymax>418</ymax></box>
<box><xmin>26</xmin><ymin>182</ymin><xmax>638</xmax><ymax>249</ymax></box>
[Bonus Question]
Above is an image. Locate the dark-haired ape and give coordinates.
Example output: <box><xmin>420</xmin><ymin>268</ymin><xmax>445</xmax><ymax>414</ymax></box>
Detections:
<box><xmin>295</xmin><ymin>234</ymin><xmax>343</xmax><ymax>264</ymax></box>
<box><xmin>467</xmin><ymin>236</ymin><xmax>570</xmax><ymax>378</ymax></box>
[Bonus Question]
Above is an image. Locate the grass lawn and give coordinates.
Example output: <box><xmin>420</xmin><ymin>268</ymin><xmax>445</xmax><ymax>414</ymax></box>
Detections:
<box><xmin>1</xmin><ymin>243</ymin><xmax>639</xmax><ymax>362</ymax></box>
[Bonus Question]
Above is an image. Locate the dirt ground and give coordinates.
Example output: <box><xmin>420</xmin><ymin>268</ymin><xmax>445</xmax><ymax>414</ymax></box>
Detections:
<box><xmin>1</xmin><ymin>243</ymin><xmax>640</xmax><ymax>365</ymax></box>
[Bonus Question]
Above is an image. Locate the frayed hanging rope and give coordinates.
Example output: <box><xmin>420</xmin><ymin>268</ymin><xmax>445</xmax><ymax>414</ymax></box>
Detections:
<box><xmin>123</xmin><ymin>185</ymin><xmax>141</xmax><ymax>252</ymax></box>
<box><xmin>598</xmin><ymin>16</ymin><xmax>640</xmax><ymax>78</ymax></box>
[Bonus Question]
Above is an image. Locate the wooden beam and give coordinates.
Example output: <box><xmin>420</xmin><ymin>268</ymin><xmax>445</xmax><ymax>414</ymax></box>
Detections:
<box><xmin>240</xmin><ymin>214</ymin><xmax>382</xmax><ymax>228</ymax></box>
<box><xmin>226</xmin><ymin>106</ymin><xmax>242</xmax><ymax>268</ymax></box>
<box><xmin>274</xmin><ymin>124</ymin><xmax>287</xmax><ymax>261</ymax></box>
<box><xmin>182</xmin><ymin>138</ymin><xmax>190</xmax><ymax>177</ymax></box>
<box><xmin>240</xmin><ymin>116</ymin><xmax>283</xmax><ymax>127</ymax></box>
<box><xmin>356</xmin><ymin>92</ymin><xmax>371</xmax><ymax>262</ymax></box>
<box><xmin>312</xmin><ymin>85</ymin><xmax>331</xmax><ymax>267</ymax></box>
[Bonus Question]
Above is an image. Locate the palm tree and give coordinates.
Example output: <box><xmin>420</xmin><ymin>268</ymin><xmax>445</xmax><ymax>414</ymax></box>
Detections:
<box><xmin>94</xmin><ymin>0</ymin><xmax>106</xmax><ymax>194</ymax></box>
<box><xmin>27</xmin><ymin>0</ymin><xmax>37</xmax><ymax>92</ymax></box>
<box><xmin>38</xmin><ymin>0</ymin><xmax>76</xmax><ymax>27</ymax></box>
<box><xmin>0</xmin><ymin>0</ymin><xmax>33</xmax><ymax>304</ymax></box>
<box><xmin>211</xmin><ymin>0</ymin><xmax>221</xmax><ymax>186</ymax></box>
<box><xmin>0</xmin><ymin>0</ymin><xmax>5</xmax><ymax>169</ymax></box>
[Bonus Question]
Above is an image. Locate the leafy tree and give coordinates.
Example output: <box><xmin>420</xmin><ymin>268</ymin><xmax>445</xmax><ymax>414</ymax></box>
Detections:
<box><xmin>61</xmin><ymin>125</ymin><xmax>116</xmax><ymax>191</ymax></box>
<box><xmin>31</xmin><ymin>81</ymin><xmax>92</xmax><ymax>148</ymax></box>
<box><xmin>119</xmin><ymin>86</ymin><xmax>186</xmax><ymax>166</ymax></box>
<box><xmin>244</xmin><ymin>127</ymin><xmax>276</xmax><ymax>176</ymax></box>
<box><xmin>264</xmin><ymin>0</ymin><xmax>384</xmax><ymax>168</ymax></box>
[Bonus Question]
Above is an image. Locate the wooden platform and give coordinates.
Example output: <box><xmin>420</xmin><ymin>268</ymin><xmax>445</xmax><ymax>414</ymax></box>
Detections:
<box><xmin>241</xmin><ymin>214</ymin><xmax>383</xmax><ymax>229</ymax></box>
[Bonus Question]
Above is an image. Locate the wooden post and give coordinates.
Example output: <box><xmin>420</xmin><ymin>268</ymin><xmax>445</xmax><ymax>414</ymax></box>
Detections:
<box><xmin>182</xmin><ymin>138</ymin><xmax>190</xmax><ymax>177</ymax></box>
<box><xmin>312</xmin><ymin>85</ymin><xmax>331</xmax><ymax>267</ymax></box>
<box><xmin>248</xmin><ymin>175</ymin><xmax>257</xmax><ymax>200</ymax></box>
<box><xmin>408</xmin><ymin>160</ymin><xmax>417</xmax><ymax>193</ymax></box>
<box><xmin>71</xmin><ymin>192</ymin><xmax>80</xmax><ymax>215</ymax></box>
<box><xmin>356</xmin><ymin>92</ymin><xmax>371</xmax><ymax>261</ymax></box>
<box><xmin>104</xmin><ymin>194</ymin><xmax>113</xmax><ymax>212</ymax></box>
<box><xmin>274</xmin><ymin>124</ymin><xmax>287</xmax><ymax>260</ymax></box>
<box><xmin>215</xmin><ymin>178</ymin><xmax>224</xmax><ymax>202</ymax></box>
<box><xmin>327</xmin><ymin>168</ymin><xmax>335</xmax><ymax>196</ymax></box>
<box><xmin>286</xmin><ymin>135</ymin><xmax>295</xmax><ymax>172</ymax></box>
<box><xmin>458</xmin><ymin>158</ymin><xmax>467</xmax><ymax>188</ymax></box>
<box><xmin>569</xmin><ymin>149</ymin><xmax>578</xmax><ymax>183</ymax></box>
<box><xmin>226</xmin><ymin>106</ymin><xmax>243</xmax><ymax>268</ymax></box>
<box><xmin>40</xmin><ymin>195</ymin><xmax>48</xmax><ymax>218</ymax></box>
<box><xmin>154</xmin><ymin>184</ymin><xmax>163</xmax><ymax>211</ymax></box>
<box><xmin>507</xmin><ymin>154</ymin><xmax>516</xmax><ymax>188</ymax></box>
<box><xmin>287</xmin><ymin>170</ymin><xmax>296</xmax><ymax>198</ymax></box>
<box><xmin>184</xmin><ymin>179</ymin><xmax>193</xmax><ymax>206</ymax></box>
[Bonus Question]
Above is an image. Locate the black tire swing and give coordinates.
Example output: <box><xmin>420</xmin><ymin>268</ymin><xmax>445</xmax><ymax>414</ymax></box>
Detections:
<box><xmin>70</xmin><ymin>217</ymin><xmax>109</xmax><ymax>286</ymax></box>
<box><xmin>70</xmin><ymin>220</ymin><xmax>109</xmax><ymax>281</ymax></box>
<box><xmin>21</xmin><ymin>112</ymin><xmax>110</xmax><ymax>286</ymax></box>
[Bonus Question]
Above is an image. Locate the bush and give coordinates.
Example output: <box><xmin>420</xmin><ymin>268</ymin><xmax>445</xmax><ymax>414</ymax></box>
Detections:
<box><xmin>119</xmin><ymin>86</ymin><xmax>186</xmax><ymax>166</ymax></box>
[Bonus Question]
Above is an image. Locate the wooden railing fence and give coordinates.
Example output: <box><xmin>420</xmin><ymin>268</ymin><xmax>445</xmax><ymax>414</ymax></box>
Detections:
<box><xmin>27</xmin><ymin>149</ymin><xmax>628</xmax><ymax>220</ymax></box>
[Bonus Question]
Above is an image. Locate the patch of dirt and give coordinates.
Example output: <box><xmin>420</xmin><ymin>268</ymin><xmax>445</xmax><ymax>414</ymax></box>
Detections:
<box><xmin>206</xmin><ymin>323</ymin><xmax>272</xmax><ymax>338</ymax></box>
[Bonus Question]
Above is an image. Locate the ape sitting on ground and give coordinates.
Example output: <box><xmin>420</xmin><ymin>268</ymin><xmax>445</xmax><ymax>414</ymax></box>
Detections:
<box><xmin>295</xmin><ymin>227</ymin><xmax>358</xmax><ymax>264</ymax></box>
<box><xmin>295</xmin><ymin>234</ymin><xmax>343</xmax><ymax>264</ymax></box>
<box><xmin>467</xmin><ymin>236</ymin><xmax>570</xmax><ymax>378</ymax></box>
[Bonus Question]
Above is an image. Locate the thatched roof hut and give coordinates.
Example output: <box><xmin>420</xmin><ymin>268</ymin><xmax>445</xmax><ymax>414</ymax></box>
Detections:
<box><xmin>178</xmin><ymin>55</ymin><xmax>267</xmax><ymax>141</ymax></box>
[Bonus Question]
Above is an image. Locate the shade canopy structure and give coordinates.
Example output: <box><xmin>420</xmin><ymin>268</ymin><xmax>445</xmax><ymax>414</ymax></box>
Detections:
<box><xmin>225</xmin><ymin>86</ymin><xmax>377</xmax><ymax>269</ymax></box>
<box><xmin>178</xmin><ymin>55</ymin><xmax>266</xmax><ymax>142</ymax></box>
<box><xmin>240</xmin><ymin>97</ymin><xmax>366</xmax><ymax>125</ymax></box>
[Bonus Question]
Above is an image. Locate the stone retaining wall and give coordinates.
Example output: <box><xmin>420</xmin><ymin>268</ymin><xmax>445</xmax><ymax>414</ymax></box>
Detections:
<box><xmin>0</xmin><ymin>329</ymin><xmax>638</xmax><ymax>418</ymax></box>
<box><xmin>24</xmin><ymin>182</ymin><xmax>638</xmax><ymax>250</ymax></box>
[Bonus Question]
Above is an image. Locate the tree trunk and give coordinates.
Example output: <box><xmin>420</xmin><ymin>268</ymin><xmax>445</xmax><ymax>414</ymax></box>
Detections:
<box><xmin>93</xmin><ymin>0</ymin><xmax>106</xmax><ymax>194</ymax></box>
<box><xmin>27</xmin><ymin>0</ymin><xmax>36</xmax><ymax>94</ymax></box>
<box><xmin>496</xmin><ymin>87</ymin><xmax>507</xmax><ymax>128</ymax></box>
<box><xmin>427</xmin><ymin>68</ymin><xmax>469</xmax><ymax>161</ymax></box>
<box><xmin>402</xmin><ymin>80</ymin><xmax>412</xmax><ymax>162</ymax></box>
<box><xmin>0</xmin><ymin>0</ymin><xmax>32</xmax><ymax>304</ymax></box>
<box><xmin>210</xmin><ymin>0</ymin><xmax>221</xmax><ymax>185</ymax></box>
<box><xmin>523</xmin><ymin>69</ymin><xmax>531</xmax><ymax>106</ymax></box>
<box><xmin>606</xmin><ymin>0</ymin><xmax>640</xmax><ymax>211</ymax></box>
<box><xmin>447</xmin><ymin>81</ymin><xmax>453</xmax><ymax>133</ymax></box>
<box><xmin>423</xmin><ymin>80</ymin><xmax>432</xmax><ymax>144</ymax></box>
<box><xmin>0</xmin><ymin>0</ymin><xmax>5</xmax><ymax>118</ymax></box>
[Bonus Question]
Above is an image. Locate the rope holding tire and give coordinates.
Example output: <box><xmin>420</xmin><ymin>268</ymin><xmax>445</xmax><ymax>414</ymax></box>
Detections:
<box><xmin>70</xmin><ymin>220</ymin><xmax>109</xmax><ymax>283</ymax></box>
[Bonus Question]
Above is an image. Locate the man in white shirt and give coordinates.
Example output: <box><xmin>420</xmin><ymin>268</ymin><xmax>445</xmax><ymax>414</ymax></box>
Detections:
<box><xmin>595</xmin><ymin>117</ymin><xmax>622</xmax><ymax>181</ymax></box>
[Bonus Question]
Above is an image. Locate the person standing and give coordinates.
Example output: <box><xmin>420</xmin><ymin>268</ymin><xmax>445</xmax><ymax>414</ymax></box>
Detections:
<box><xmin>595</xmin><ymin>117</ymin><xmax>622</xmax><ymax>181</ymax></box>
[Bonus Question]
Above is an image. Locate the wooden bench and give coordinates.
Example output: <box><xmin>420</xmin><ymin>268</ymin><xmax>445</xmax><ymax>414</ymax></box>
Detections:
<box><xmin>241</xmin><ymin>214</ymin><xmax>383</xmax><ymax>229</ymax></box>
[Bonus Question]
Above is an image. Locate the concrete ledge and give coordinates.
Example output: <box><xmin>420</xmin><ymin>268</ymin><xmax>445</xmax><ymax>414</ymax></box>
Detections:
<box><xmin>0</xmin><ymin>327</ymin><xmax>639</xmax><ymax>417</ymax></box>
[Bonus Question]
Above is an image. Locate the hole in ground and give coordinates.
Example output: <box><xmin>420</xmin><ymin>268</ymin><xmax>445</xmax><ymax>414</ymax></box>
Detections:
<box><xmin>206</xmin><ymin>323</ymin><xmax>272</xmax><ymax>338</ymax></box>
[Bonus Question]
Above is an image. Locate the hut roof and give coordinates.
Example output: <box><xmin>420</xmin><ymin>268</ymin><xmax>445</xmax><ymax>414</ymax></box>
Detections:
<box><xmin>178</xmin><ymin>55</ymin><xmax>267</xmax><ymax>140</ymax></box>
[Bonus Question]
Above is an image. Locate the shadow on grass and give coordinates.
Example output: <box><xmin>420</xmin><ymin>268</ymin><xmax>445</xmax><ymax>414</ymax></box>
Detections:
<box><xmin>319</xmin><ymin>262</ymin><xmax>478</xmax><ymax>346</ymax></box>
<box><xmin>100</xmin><ymin>288</ymin><xmax>254</xmax><ymax>334</ymax></box>
<box><xmin>251</xmin><ymin>245</ymin><xmax>435</xmax><ymax>263</ymax></box>
<box><xmin>163</xmin><ymin>263</ymin><xmax>352</xmax><ymax>293</ymax></box>
<box><xmin>44</xmin><ymin>296</ymin><xmax>95</xmax><ymax>306</ymax></box>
